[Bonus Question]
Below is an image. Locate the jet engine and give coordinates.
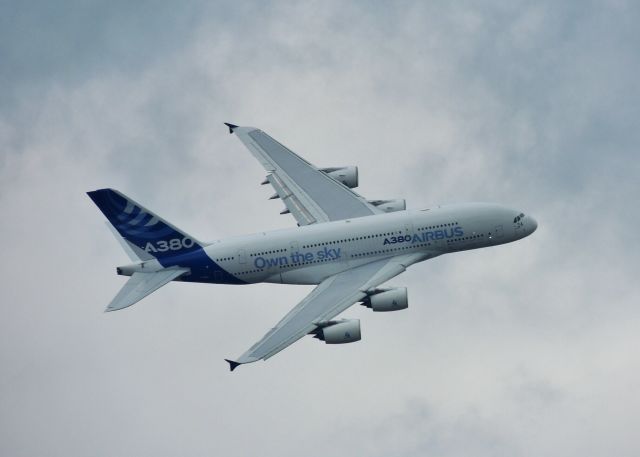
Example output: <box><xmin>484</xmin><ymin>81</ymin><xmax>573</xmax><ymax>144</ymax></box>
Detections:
<box><xmin>362</xmin><ymin>287</ymin><xmax>408</xmax><ymax>312</ymax></box>
<box><xmin>313</xmin><ymin>319</ymin><xmax>361</xmax><ymax>344</ymax></box>
<box><xmin>367</xmin><ymin>199</ymin><xmax>406</xmax><ymax>213</ymax></box>
<box><xmin>320</xmin><ymin>166</ymin><xmax>358</xmax><ymax>188</ymax></box>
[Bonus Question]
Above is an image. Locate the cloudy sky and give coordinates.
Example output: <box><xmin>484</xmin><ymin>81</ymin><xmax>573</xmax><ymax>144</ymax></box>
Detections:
<box><xmin>1</xmin><ymin>1</ymin><xmax>639</xmax><ymax>456</ymax></box>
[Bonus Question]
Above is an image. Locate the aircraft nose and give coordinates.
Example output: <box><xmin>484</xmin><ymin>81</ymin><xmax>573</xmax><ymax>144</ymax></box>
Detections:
<box><xmin>528</xmin><ymin>216</ymin><xmax>538</xmax><ymax>233</ymax></box>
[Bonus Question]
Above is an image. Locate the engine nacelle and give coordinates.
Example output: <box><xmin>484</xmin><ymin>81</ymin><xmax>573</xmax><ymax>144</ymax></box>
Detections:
<box><xmin>315</xmin><ymin>319</ymin><xmax>361</xmax><ymax>344</ymax></box>
<box><xmin>368</xmin><ymin>199</ymin><xmax>406</xmax><ymax>213</ymax></box>
<box><xmin>320</xmin><ymin>166</ymin><xmax>358</xmax><ymax>188</ymax></box>
<box><xmin>364</xmin><ymin>287</ymin><xmax>408</xmax><ymax>312</ymax></box>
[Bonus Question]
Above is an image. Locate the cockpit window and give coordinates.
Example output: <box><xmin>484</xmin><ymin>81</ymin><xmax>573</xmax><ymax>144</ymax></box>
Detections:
<box><xmin>514</xmin><ymin>213</ymin><xmax>525</xmax><ymax>223</ymax></box>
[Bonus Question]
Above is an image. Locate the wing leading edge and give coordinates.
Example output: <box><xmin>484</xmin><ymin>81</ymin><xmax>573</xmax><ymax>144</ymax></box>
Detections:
<box><xmin>225</xmin><ymin>253</ymin><xmax>430</xmax><ymax>371</ymax></box>
<box><xmin>227</xmin><ymin>124</ymin><xmax>382</xmax><ymax>225</ymax></box>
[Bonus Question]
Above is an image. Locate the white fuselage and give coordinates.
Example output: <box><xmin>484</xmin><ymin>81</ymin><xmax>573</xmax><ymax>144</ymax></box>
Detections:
<box><xmin>193</xmin><ymin>203</ymin><xmax>537</xmax><ymax>285</ymax></box>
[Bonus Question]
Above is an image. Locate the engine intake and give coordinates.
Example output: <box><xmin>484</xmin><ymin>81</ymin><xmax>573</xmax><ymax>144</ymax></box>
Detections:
<box><xmin>313</xmin><ymin>319</ymin><xmax>361</xmax><ymax>344</ymax></box>
<box><xmin>368</xmin><ymin>199</ymin><xmax>406</xmax><ymax>213</ymax></box>
<box><xmin>320</xmin><ymin>166</ymin><xmax>358</xmax><ymax>188</ymax></box>
<box><xmin>363</xmin><ymin>287</ymin><xmax>408</xmax><ymax>312</ymax></box>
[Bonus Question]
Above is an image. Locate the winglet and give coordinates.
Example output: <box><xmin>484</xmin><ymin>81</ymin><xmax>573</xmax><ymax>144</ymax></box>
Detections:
<box><xmin>225</xmin><ymin>359</ymin><xmax>242</xmax><ymax>372</ymax></box>
<box><xmin>224</xmin><ymin>122</ymin><xmax>238</xmax><ymax>134</ymax></box>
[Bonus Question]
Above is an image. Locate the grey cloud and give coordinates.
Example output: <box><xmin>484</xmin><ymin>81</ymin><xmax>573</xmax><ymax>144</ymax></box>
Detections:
<box><xmin>1</xmin><ymin>1</ymin><xmax>639</xmax><ymax>456</ymax></box>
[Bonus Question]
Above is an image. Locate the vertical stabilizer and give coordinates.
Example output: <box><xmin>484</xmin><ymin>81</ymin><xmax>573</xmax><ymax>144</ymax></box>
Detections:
<box><xmin>105</xmin><ymin>221</ymin><xmax>154</xmax><ymax>261</ymax></box>
<box><xmin>88</xmin><ymin>189</ymin><xmax>204</xmax><ymax>260</ymax></box>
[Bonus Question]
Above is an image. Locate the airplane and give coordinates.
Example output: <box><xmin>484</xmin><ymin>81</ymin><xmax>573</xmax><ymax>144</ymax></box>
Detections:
<box><xmin>87</xmin><ymin>123</ymin><xmax>537</xmax><ymax>371</ymax></box>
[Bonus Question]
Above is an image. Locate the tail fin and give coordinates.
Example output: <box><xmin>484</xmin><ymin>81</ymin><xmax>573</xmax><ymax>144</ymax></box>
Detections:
<box><xmin>87</xmin><ymin>189</ymin><xmax>204</xmax><ymax>260</ymax></box>
<box><xmin>104</xmin><ymin>221</ymin><xmax>151</xmax><ymax>261</ymax></box>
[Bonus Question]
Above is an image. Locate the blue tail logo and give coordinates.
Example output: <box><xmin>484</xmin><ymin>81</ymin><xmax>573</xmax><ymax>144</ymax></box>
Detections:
<box><xmin>87</xmin><ymin>189</ymin><xmax>202</xmax><ymax>259</ymax></box>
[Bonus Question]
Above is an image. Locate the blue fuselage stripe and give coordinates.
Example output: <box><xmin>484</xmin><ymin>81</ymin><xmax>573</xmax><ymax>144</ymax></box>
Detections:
<box><xmin>157</xmin><ymin>248</ymin><xmax>245</xmax><ymax>285</ymax></box>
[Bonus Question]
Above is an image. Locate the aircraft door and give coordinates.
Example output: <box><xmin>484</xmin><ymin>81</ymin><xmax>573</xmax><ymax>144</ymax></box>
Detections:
<box><xmin>290</xmin><ymin>241</ymin><xmax>299</xmax><ymax>255</ymax></box>
<box><xmin>514</xmin><ymin>219</ymin><xmax>524</xmax><ymax>237</ymax></box>
<box><xmin>404</xmin><ymin>223</ymin><xmax>413</xmax><ymax>237</ymax></box>
<box><xmin>432</xmin><ymin>235</ymin><xmax>446</xmax><ymax>252</ymax></box>
<box><xmin>403</xmin><ymin>215</ymin><xmax>417</xmax><ymax>251</ymax></box>
<box><xmin>290</xmin><ymin>242</ymin><xmax>299</xmax><ymax>265</ymax></box>
<box><xmin>237</xmin><ymin>248</ymin><xmax>247</xmax><ymax>264</ymax></box>
<box><xmin>491</xmin><ymin>225</ymin><xmax>504</xmax><ymax>243</ymax></box>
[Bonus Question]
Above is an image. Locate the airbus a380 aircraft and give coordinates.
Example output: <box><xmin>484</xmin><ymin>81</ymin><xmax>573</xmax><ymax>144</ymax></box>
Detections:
<box><xmin>88</xmin><ymin>123</ymin><xmax>537</xmax><ymax>371</ymax></box>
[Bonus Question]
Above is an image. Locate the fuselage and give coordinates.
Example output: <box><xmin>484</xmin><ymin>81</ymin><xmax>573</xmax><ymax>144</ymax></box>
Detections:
<box><xmin>118</xmin><ymin>203</ymin><xmax>537</xmax><ymax>286</ymax></box>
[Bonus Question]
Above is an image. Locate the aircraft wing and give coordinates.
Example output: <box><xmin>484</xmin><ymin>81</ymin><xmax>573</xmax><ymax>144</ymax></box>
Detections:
<box><xmin>225</xmin><ymin>253</ymin><xmax>428</xmax><ymax>370</ymax></box>
<box><xmin>106</xmin><ymin>268</ymin><xmax>189</xmax><ymax>312</ymax></box>
<box><xmin>225</xmin><ymin>123</ymin><xmax>382</xmax><ymax>225</ymax></box>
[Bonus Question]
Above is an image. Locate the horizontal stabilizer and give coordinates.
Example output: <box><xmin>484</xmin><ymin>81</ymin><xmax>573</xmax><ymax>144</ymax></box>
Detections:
<box><xmin>106</xmin><ymin>268</ymin><xmax>189</xmax><ymax>312</ymax></box>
